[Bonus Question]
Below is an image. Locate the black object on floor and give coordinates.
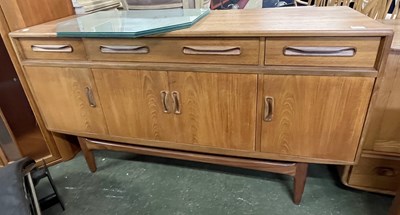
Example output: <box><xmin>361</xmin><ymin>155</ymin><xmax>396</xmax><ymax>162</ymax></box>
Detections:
<box><xmin>0</xmin><ymin>157</ymin><xmax>36</xmax><ymax>215</ymax></box>
<box><xmin>32</xmin><ymin>161</ymin><xmax>65</xmax><ymax>211</ymax></box>
<box><xmin>0</xmin><ymin>158</ymin><xmax>64</xmax><ymax>215</ymax></box>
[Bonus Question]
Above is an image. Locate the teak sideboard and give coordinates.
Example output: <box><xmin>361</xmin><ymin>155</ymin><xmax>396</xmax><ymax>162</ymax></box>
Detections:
<box><xmin>9</xmin><ymin>7</ymin><xmax>393</xmax><ymax>204</ymax></box>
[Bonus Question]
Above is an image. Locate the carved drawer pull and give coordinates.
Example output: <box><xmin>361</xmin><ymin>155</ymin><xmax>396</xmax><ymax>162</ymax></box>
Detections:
<box><xmin>183</xmin><ymin>46</ymin><xmax>241</xmax><ymax>55</ymax></box>
<box><xmin>283</xmin><ymin>46</ymin><xmax>356</xmax><ymax>57</ymax></box>
<box><xmin>100</xmin><ymin>45</ymin><xmax>149</xmax><ymax>54</ymax></box>
<box><xmin>31</xmin><ymin>45</ymin><xmax>73</xmax><ymax>53</ymax></box>
<box><xmin>171</xmin><ymin>91</ymin><xmax>181</xmax><ymax>115</ymax></box>
<box><xmin>160</xmin><ymin>91</ymin><xmax>170</xmax><ymax>113</ymax></box>
<box><xmin>263</xmin><ymin>96</ymin><xmax>274</xmax><ymax>122</ymax></box>
<box><xmin>374</xmin><ymin>167</ymin><xmax>398</xmax><ymax>177</ymax></box>
<box><xmin>85</xmin><ymin>87</ymin><xmax>97</xmax><ymax>108</ymax></box>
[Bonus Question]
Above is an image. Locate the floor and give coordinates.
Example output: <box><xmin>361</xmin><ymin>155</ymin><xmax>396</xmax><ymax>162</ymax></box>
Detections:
<box><xmin>38</xmin><ymin>151</ymin><xmax>393</xmax><ymax>215</ymax></box>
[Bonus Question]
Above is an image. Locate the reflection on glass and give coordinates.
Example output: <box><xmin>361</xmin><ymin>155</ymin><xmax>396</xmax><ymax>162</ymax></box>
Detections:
<box><xmin>56</xmin><ymin>8</ymin><xmax>210</xmax><ymax>38</ymax></box>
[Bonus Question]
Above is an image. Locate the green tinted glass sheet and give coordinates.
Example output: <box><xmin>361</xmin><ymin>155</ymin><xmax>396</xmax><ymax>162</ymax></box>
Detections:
<box><xmin>56</xmin><ymin>9</ymin><xmax>210</xmax><ymax>38</ymax></box>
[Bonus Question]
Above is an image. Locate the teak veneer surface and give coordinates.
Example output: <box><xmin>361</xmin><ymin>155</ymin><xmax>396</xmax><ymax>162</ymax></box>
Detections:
<box><xmin>10</xmin><ymin>7</ymin><xmax>392</xmax><ymax>38</ymax></box>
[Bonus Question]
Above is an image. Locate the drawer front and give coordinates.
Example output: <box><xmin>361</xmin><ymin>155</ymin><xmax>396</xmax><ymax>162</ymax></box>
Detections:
<box><xmin>265</xmin><ymin>37</ymin><xmax>380</xmax><ymax>67</ymax></box>
<box><xmin>84</xmin><ymin>38</ymin><xmax>259</xmax><ymax>65</ymax></box>
<box><xmin>348</xmin><ymin>155</ymin><xmax>400</xmax><ymax>192</ymax></box>
<box><xmin>19</xmin><ymin>38</ymin><xmax>86</xmax><ymax>60</ymax></box>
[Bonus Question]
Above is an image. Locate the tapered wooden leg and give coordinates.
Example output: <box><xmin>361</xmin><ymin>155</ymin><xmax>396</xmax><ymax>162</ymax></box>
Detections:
<box><xmin>293</xmin><ymin>163</ymin><xmax>308</xmax><ymax>205</ymax></box>
<box><xmin>78</xmin><ymin>137</ymin><xmax>97</xmax><ymax>172</ymax></box>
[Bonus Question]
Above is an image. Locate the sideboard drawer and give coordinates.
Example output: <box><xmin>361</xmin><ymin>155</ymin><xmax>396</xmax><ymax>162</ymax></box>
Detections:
<box><xmin>19</xmin><ymin>38</ymin><xmax>86</xmax><ymax>60</ymax></box>
<box><xmin>348</xmin><ymin>155</ymin><xmax>400</xmax><ymax>192</ymax></box>
<box><xmin>265</xmin><ymin>37</ymin><xmax>380</xmax><ymax>68</ymax></box>
<box><xmin>84</xmin><ymin>38</ymin><xmax>259</xmax><ymax>65</ymax></box>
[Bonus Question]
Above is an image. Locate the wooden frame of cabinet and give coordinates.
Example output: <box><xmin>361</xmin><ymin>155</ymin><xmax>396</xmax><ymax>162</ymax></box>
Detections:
<box><xmin>9</xmin><ymin>7</ymin><xmax>393</xmax><ymax>204</ymax></box>
<box><xmin>0</xmin><ymin>0</ymin><xmax>78</xmax><ymax>166</ymax></box>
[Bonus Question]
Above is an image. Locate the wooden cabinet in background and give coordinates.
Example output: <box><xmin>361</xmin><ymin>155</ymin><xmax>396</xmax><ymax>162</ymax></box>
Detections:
<box><xmin>340</xmin><ymin>19</ymin><xmax>400</xmax><ymax>194</ymax></box>
<box><xmin>0</xmin><ymin>0</ymin><xmax>78</xmax><ymax>165</ymax></box>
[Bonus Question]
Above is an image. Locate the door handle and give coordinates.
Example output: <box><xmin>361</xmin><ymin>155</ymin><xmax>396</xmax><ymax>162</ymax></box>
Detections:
<box><xmin>182</xmin><ymin>46</ymin><xmax>241</xmax><ymax>55</ymax></box>
<box><xmin>160</xmin><ymin>91</ymin><xmax>170</xmax><ymax>113</ymax></box>
<box><xmin>283</xmin><ymin>46</ymin><xmax>356</xmax><ymax>57</ymax></box>
<box><xmin>31</xmin><ymin>44</ymin><xmax>73</xmax><ymax>53</ymax></box>
<box><xmin>171</xmin><ymin>91</ymin><xmax>181</xmax><ymax>115</ymax></box>
<box><xmin>100</xmin><ymin>45</ymin><xmax>149</xmax><ymax>54</ymax></box>
<box><xmin>85</xmin><ymin>87</ymin><xmax>97</xmax><ymax>108</ymax></box>
<box><xmin>263</xmin><ymin>96</ymin><xmax>274</xmax><ymax>122</ymax></box>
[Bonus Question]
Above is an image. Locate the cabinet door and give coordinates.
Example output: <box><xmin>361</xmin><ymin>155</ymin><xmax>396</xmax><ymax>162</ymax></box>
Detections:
<box><xmin>260</xmin><ymin>75</ymin><xmax>374</xmax><ymax>162</ymax></box>
<box><xmin>24</xmin><ymin>66</ymin><xmax>107</xmax><ymax>134</ymax></box>
<box><xmin>93</xmin><ymin>69</ymin><xmax>175</xmax><ymax>141</ymax></box>
<box><xmin>169</xmin><ymin>72</ymin><xmax>257</xmax><ymax>151</ymax></box>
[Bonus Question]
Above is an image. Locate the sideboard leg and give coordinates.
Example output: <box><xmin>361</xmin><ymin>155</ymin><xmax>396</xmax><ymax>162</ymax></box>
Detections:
<box><xmin>78</xmin><ymin>137</ymin><xmax>97</xmax><ymax>173</ymax></box>
<box><xmin>293</xmin><ymin>163</ymin><xmax>308</xmax><ymax>205</ymax></box>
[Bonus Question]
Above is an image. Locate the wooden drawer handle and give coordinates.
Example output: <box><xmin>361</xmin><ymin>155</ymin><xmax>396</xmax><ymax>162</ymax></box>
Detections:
<box><xmin>160</xmin><ymin>91</ymin><xmax>170</xmax><ymax>113</ymax></box>
<box><xmin>263</xmin><ymin>96</ymin><xmax>274</xmax><ymax>122</ymax></box>
<box><xmin>183</xmin><ymin>46</ymin><xmax>241</xmax><ymax>55</ymax></box>
<box><xmin>31</xmin><ymin>45</ymin><xmax>73</xmax><ymax>53</ymax></box>
<box><xmin>171</xmin><ymin>91</ymin><xmax>181</xmax><ymax>115</ymax></box>
<box><xmin>100</xmin><ymin>45</ymin><xmax>149</xmax><ymax>54</ymax></box>
<box><xmin>283</xmin><ymin>46</ymin><xmax>356</xmax><ymax>57</ymax></box>
<box><xmin>85</xmin><ymin>87</ymin><xmax>97</xmax><ymax>108</ymax></box>
<box><xmin>374</xmin><ymin>167</ymin><xmax>398</xmax><ymax>177</ymax></box>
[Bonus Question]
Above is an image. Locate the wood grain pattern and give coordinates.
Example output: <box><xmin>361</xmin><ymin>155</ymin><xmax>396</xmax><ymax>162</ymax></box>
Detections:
<box><xmin>20</xmin><ymin>59</ymin><xmax>379</xmax><ymax>77</ymax></box>
<box><xmin>84</xmin><ymin>38</ymin><xmax>259</xmax><ymax>65</ymax></box>
<box><xmin>0</xmin><ymin>0</ymin><xmax>74</xmax><ymax>31</ymax></box>
<box><xmin>24</xmin><ymin>66</ymin><xmax>108</xmax><ymax>134</ymax></box>
<box><xmin>19</xmin><ymin>38</ymin><xmax>86</xmax><ymax>60</ymax></box>
<box><xmin>265</xmin><ymin>37</ymin><xmax>381</xmax><ymax>68</ymax></box>
<box><xmin>260</xmin><ymin>75</ymin><xmax>374</xmax><ymax>161</ymax></box>
<box><xmin>348</xmin><ymin>153</ymin><xmax>400</xmax><ymax>192</ymax></box>
<box><xmin>9</xmin><ymin>7</ymin><xmax>392</xmax><ymax>38</ymax></box>
<box><xmin>169</xmin><ymin>71</ymin><xmax>257</xmax><ymax>151</ymax></box>
<box><xmin>92</xmin><ymin>69</ymin><xmax>176</xmax><ymax>142</ymax></box>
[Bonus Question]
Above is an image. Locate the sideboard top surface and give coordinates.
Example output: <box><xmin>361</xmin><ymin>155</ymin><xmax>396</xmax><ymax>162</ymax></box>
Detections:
<box><xmin>380</xmin><ymin>19</ymin><xmax>400</xmax><ymax>50</ymax></box>
<box><xmin>10</xmin><ymin>6</ymin><xmax>392</xmax><ymax>38</ymax></box>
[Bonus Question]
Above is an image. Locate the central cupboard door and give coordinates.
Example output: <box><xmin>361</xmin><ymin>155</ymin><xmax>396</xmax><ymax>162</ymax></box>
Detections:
<box><xmin>169</xmin><ymin>72</ymin><xmax>257</xmax><ymax>151</ymax></box>
<box><xmin>93</xmin><ymin>69</ymin><xmax>258</xmax><ymax>151</ymax></box>
<box><xmin>260</xmin><ymin>75</ymin><xmax>374</xmax><ymax>162</ymax></box>
<box><xmin>92</xmin><ymin>69</ymin><xmax>176</xmax><ymax>141</ymax></box>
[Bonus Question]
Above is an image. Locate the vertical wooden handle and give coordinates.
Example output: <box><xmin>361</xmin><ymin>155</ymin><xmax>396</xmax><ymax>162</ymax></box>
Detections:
<box><xmin>263</xmin><ymin>96</ymin><xmax>274</xmax><ymax>122</ymax></box>
<box><xmin>160</xmin><ymin>91</ymin><xmax>170</xmax><ymax>113</ymax></box>
<box><xmin>172</xmin><ymin>91</ymin><xmax>181</xmax><ymax>115</ymax></box>
<box><xmin>85</xmin><ymin>87</ymin><xmax>97</xmax><ymax>108</ymax></box>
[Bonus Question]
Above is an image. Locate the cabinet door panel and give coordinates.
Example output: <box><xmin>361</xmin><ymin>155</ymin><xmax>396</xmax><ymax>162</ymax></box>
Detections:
<box><xmin>24</xmin><ymin>66</ymin><xmax>107</xmax><ymax>134</ymax></box>
<box><xmin>169</xmin><ymin>72</ymin><xmax>257</xmax><ymax>151</ymax></box>
<box><xmin>261</xmin><ymin>75</ymin><xmax>374</xmax><ymax>161</ymax></box>
<box><xmin>93</xmin><ymin>69</ymin><xmax>175</xmax><ymax>141</ymax></box>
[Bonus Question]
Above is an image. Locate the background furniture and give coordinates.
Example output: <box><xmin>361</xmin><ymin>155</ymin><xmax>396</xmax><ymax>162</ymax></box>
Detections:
<box><xmin>295</xmin><ymin>0</ymin><xmax>399</xmax><ymax>19</ymax></box>
<box><xmin>121</xmin><ymin>0</ymin><xmax>210</xmax><ymax>9</ymax></box>
<box><xmin>340</xmin><ymin>19</ymin><xmax>400</xmax><ymax>195</ymax></box>
<box><xmin>9</xmin><ymin>7</ymin><xmax>392</xmax><ymax>204</ymax></box>
<box><xmin>0</xmin><ymin>0</ymin><xmax>79</xmax><ymax>166</ymax></box>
